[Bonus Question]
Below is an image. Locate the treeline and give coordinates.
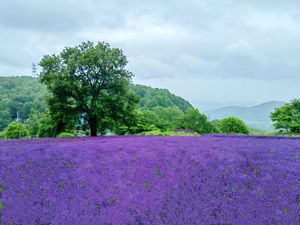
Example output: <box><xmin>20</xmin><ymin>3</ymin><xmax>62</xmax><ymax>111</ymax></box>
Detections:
<box><xmin>0</xmin><ymin>77</ymin><xmax>190</xmax><ymax>128</ymax></box>
<box><xmin>1</xmin><ymin>75</ymin><xmax>296</xmax><ymax>138</ymax></box>
<box><xmin>131</xmin><ymin>84</ymin><xmax>192</xmax><ymax>112</ymax></box>
<box><xmin>0</xmin><ymin>77</ymin><xmax>47</xmax><ymax>130</ymax></box>
<box><xmin>0</xmin><ymin>76</ymin><xmax>250</xmax><ymax>138</ymax></box>
<box><xmin>0</xmin><ymin>76</ymin><xmax>207</xmax><ymax>137</ymax></box>
<box><xmin>0</xmin><ymin>41</ymin><xmax>251</xmax><ymax>139</ymax></box>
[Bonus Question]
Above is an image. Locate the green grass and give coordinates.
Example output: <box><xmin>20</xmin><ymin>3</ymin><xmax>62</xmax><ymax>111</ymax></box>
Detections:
<box><xmin>141</xmin><ymin>130</ymin><xmax>199</xmax><ymax>136</ymax></box>
<box><xmin>249</xmin><ymin>130</ymin><xmax>300</xmax><ymax>136</ymax></box>
<box><xmin>57</xmin><ymin>132</ymin><xmax>76</xmax><ymax>138</ymax></box>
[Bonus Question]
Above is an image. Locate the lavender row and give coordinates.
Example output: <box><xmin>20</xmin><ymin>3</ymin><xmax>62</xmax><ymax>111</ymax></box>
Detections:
<box><xmin>1</xmin><ymin>136</ymin><xmax>300</xmax><ymax>224</ymax></box>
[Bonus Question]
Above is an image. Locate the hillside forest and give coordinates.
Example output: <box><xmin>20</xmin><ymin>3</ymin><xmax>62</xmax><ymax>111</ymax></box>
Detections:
<box><xmin>0</xmin><ymin>76</ymin><xmax>251</xmax><ymax>138</ymax></box>
<box><xmin>1</xmin><ymin>75</ymin><xmax>298</xmax><ymax>139</ymax></box>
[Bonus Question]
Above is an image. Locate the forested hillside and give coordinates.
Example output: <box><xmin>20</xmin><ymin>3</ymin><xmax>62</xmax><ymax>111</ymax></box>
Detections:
<box><xmin>0</xmin><ymin>76</ymin><xmax>193</xmax><ymax>131</ymax></box>
<box><xmin>130</xmin><ymin>84</ymin><xmax>192</xmax><ymax>112</ymax></box>
<box><xmin>0</xmin><ymin>77</ymin><xmax>47</xmax><ymax>130</ymax></box>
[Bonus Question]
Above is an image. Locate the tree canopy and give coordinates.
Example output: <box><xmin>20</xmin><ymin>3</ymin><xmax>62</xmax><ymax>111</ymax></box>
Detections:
<box><xmin>0</xmin><ymin>77</ymin><xmax>47</xmax><ymax>130</ymax></box>
<box><xmin>130</xmin><ymin>84</ymin><xmax>192</xmax><ymax>112</ymax></box>
<box><xmin>219</xmin><ymin>117</ymin><xmax>249</xmax><ymax>134</ymax></box>
<box><xmin>39</xmin><ymin>41</ymin><xmax>138</xmax><ymax>136</ymax></box>
<box><xmin>176</xmin><ymin>108</ymin><xmax>217</xmax><ymax>134</ymax></box>
<box><xmin>271</xmin><ymin>99</ymin><xmax>300</xmax><ymax>133</ymax></box>
<box><xmin>4</xmin><ymin>121</ymin><xmax>29</xmax><ymax>139</ymax></box>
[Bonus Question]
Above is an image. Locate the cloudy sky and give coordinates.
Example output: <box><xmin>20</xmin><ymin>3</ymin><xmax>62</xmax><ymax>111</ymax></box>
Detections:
<box><xmin>0</xmin><ymin>0</ymin><xmax>299</xmax><ymax>110</ymax></box>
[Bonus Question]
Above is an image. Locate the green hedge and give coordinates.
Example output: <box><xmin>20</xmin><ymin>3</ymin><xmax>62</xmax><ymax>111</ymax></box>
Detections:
<box><xmin>57</xmin><ymin>132</ymin><xmax>76</xmax><ymax>138</ymax></box>
<box><xmin>0</xmin><ymin>131</ymin><xmax>5</xmax><ymax>139</ymax></box>
<box><xmin>4</xmin><ymin>121</ymin><xmax>29</xmax><ymax>139</ymax></box>
<box><xmin>141</xmin><ymin>130</ymin><xmax>199</xmax><ymax>136</ymax></box>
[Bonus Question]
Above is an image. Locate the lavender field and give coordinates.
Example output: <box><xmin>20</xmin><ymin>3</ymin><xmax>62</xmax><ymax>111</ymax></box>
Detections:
<box><xmin>0</xmin><ymin>135</ymin><xmax>300</xmax><ymax>224</ymax></box>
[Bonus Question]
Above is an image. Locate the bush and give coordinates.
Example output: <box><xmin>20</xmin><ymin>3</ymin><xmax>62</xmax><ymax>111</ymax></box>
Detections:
<box><xmin>4</xmin><ymin>121</ymin><xmax>29</xmax><ymax>139</ymax></box>
<box><xmin>177</xmin><ymin>108</ymin><xmax>217</xmax><ymax>134</ymax></box>
<box><xmin>0</xmin><ymin>131</ymin><xmax>5</xmax><ymax>139</ymax></box>
<box><xmin>167</xmin><ymin>131</ymin><xmax>199</xmax><ymax>136</ymax></box>
<box><xmin>141</xmin><ymin>130</ymin><xmax>164</xmax><ymax>136</ymax></box>
<box><xmin>141</xmin><ymin>130</ymin><xmax>199</xmax><ymax>136</ymax></box>
<box><xmin>38</xmin><ymin>112</ymin><xmax>54</xmax><ymax>138</ymax></box>
<box><xmin>57</xmin><ymin>132</ymin><xmax>76</xmax><ymax>138</ymax></box>
<box><xmin>220</xmin><ymin>117</ymin><xmax>249</xmax><ymax>134</ymax></box>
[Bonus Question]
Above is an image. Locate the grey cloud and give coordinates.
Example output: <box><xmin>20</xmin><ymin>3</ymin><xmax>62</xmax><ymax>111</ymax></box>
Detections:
<box><xmin>1</xmin><ymin>0</ymin><xmax>300</xmax><ymax>105</ymax></box>
<box><xmin>0</xmin><ymin>1</ymin><xmax>81</xmax><ymax>31</ymax></box>
<box><xmin>0</xmin><ymin>0</ymin><xmax>129</xmax><ymax>32</ymax></box>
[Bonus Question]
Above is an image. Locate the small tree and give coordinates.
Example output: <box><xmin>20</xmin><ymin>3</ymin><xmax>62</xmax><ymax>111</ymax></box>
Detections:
<box><xmin>37</xmin><ymin>111</ymin><xmax>55</xmax><ymax>138</ymax></box>
<box><xmin>271</xmin><ymin>99</ymin><xmax>300</xmax><ymax>133</ymax></box>
<box><xmin>4</xmin><ymin>121</ymin><xmax>29</xmax><ymax>139</ymax></box>
<box><xmin>114</xmin><ymin>110</ymin><xmax>158</xmax><ymax>135</ymax></box>
<box><xmin>211</xmin><ymin>119</ymin><xmax>221</xmax><ymax>133</ymax></box>
<box><xmin>151</xmin><ymin>106</ymin><xmax>184</xmax><ymax>131</ymax></box>
<box><xmin>219</xmin><ymin>117</ymin><xmax>249</xmax><ymax>134</ymax></box>
<box><xmin>27</xmin><ymin>111</ymin><xmax>42</xmax><ymax>137</ymax></box>
<box><xmin>177</xmin><ymin>108</ymin><xmax>216</xmax><ymax>134</ymax></box>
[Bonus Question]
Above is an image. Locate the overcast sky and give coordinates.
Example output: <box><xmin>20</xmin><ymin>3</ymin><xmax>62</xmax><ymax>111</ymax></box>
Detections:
<box><xmin>0</xmin><ymin>0</ymin><xmax>299</xmax><ymax>110</ymax></box>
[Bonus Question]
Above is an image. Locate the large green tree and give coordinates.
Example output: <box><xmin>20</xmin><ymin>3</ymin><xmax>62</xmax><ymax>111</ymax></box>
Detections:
<box><xmin>271</xmin><ymin>99</ymin><xmax>300</xmax><ymax>133</ymax></box>
<box><xmin>39</xmin><ymin>41</ymin><xmax>138</xmax><ymax>136</ymax></box>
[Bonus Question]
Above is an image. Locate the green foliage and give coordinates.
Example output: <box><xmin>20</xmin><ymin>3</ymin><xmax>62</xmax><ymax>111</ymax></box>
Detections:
<box><xmin>210</xmin><ymin>119</ymin><xmax>221</xmax><ymax>133</ymax></box>
<box><xmin>141</xmin><ymin>130</ymin><xmax>199</xmax><ymax>136</ymax></box>
<box><xmin>219</xmin><ymin>117</ymin><xmax>249</xmax><ymax>134</ymax></box>
<box><xmin>57</xmin><ymin>132</ymin><xmax>76</xmax><ymax>138</ymax></box>
<box><xmin>130</xmin><ymin>84</ymin><xmax>192</xmax><ymax>112</ymax></box>
<box><xmin>0</xmin><ymin>77</ymin><xmax>47</xmax><ymax>131</ymax></box>
<box><xmin>248</xmin><ymin>129</ymin><xmax>300</xmax><ymax>136</ymax></box>
<box><xmin>0</xmin><ymin>76</ymin><xmax>195</xmax><ymax>137</ymax></box>
<box><xmin>177</xmin><ymin>108</ymin><xmax>217</xmax><ymax>134</ymax></box>
<box><xmin>114</xmin><ymin>107</ymin><xmax>185</xmax><ymax>135</ymax></box>
<box><xmin>0</xmin><ymin>109</ymin><xmax>10</xmax><ymax>132</ymax></box>
<box><xmin>114</xmin><ymin>86</ymin><xmax>191</xmax><ymax>135</ymax></box>
<box><xmin>271</xmin><ymin>99</ymin><xmax>300</xmax><ymax>133</ymax></box>
<box><xmin>37</xmin><ymin>111</ymin><xmax>55</xmax><ymax>138</ymax></box>
<box><xmin>0</xmin><ymin>131</ymin><xmax>5</xmax><ymax>139</ymax></box>
<box><xmin>249</xmin><ymin>130</ymin><xmax>276</xmax><ymax>136</ymax></box>
<box><xmin>141</xmin><ymin>130</ymin><xmax>166</xmax><ymax>136</ymax></box>
<box><xmin>135</xmin><ymin>110</ymin><xmax>160</xmax><ymax>132</ymax></box>
<box><xmin>4</xmin><ymin>121</ymin><xmax>29</xmax><ymax>139</ymax></box>
<box><xmin>114</xmin><ymin>109</ymin><xmax>158</xmax><ymax>135</ymax></box>
<box><xmin>39</xmin><ymin>41</ymin><xmax>138</xmax><ymax>136</ymax></box>
<box><xmin>151</xmin><ymin>106</ymin><xmax>184</xmax><ymax>131</ymax></box>
<box><xmin>26</xmin><ymin>111</ymin><xmax>42</xmax><ymax>137</ymax></box>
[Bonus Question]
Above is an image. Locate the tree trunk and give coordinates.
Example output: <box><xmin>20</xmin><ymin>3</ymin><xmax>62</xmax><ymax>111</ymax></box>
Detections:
<box><xmin>89</xmin><ymin>116</ymin><xmax>98</xmax><ymax>136</ymax></box>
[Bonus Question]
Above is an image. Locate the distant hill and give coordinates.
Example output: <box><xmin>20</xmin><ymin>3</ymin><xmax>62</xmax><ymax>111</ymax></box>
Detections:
<box><xmin>130</xmin><ymin>84</ymin><xmax>193</xmax><ymax>112</ymax></box>
<box><xmin>205</xmin><ymin>101</ymin><xmax>286</xmax><ymax>131</ymax></box>
<box><xmin>0</xmin><ymin>76</ymin><xmax>193</xmax><ymax>130</ymax></box>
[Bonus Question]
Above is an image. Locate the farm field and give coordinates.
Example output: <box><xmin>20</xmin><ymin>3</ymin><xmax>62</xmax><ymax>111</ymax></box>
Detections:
<box><xmin>1</xmin><ymin>135</ymin><xmax>300</xmax><ymax>224</ymax></box>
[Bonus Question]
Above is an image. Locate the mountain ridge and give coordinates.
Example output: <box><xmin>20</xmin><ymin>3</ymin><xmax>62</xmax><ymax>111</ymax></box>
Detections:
<box><xmin>205</xmin><ymin>101</ymin><xmax>286</xmax><ymax>131</ymax></box>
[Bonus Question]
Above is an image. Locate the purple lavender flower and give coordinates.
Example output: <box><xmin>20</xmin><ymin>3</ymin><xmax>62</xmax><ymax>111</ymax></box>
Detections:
<box><xmin>0</xmin><ymin>135</ymin><xmax>300</xmax><ymax>224</ymax></box>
